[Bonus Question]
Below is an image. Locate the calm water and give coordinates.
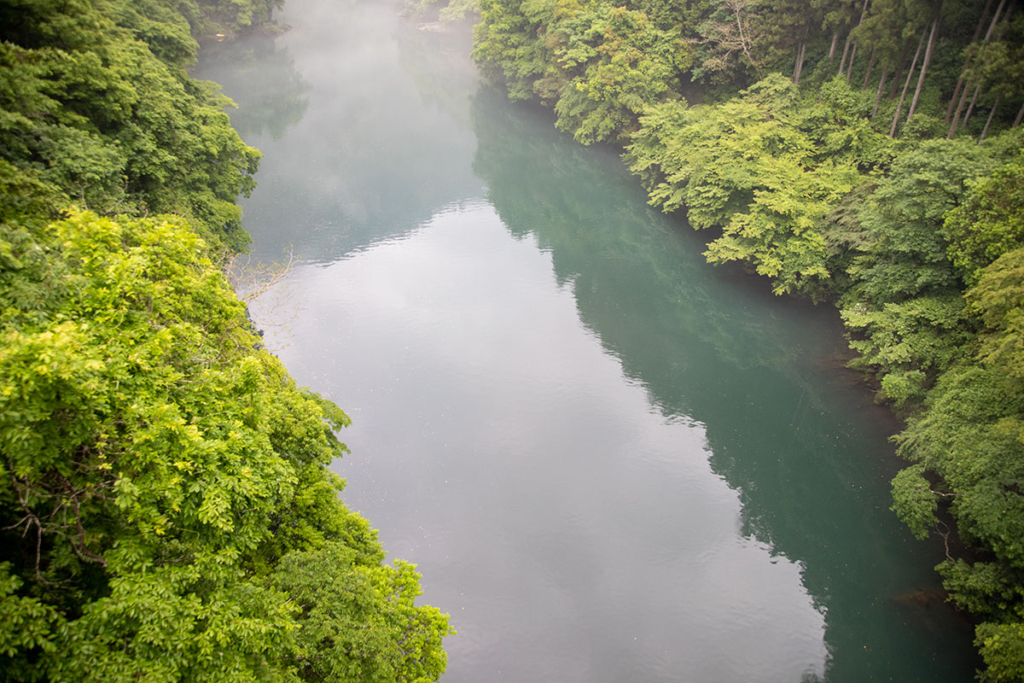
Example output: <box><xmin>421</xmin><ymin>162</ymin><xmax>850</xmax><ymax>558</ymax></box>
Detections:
<box><xmin>197</xmin><ymin>2</ymin><xmax>977</xmax><ymax>680</ymax></box>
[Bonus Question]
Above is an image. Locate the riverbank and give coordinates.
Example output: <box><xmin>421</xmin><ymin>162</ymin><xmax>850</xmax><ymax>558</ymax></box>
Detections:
<box><xmin>0</xmin><ymin>2</ymin><xmax>452</xmax><ymax>678</ymax></box>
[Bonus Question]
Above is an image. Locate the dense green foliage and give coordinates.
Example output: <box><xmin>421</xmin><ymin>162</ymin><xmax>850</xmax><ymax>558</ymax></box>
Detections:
<box><xmin>629</xmin><ymin>74</ymin><xmax>871</xmax><ymax>295</ymax></box>
<box><xmin>0</xmin><ymin>1</ymin><xmax>451</xmax><ymax>680</ymax></box>
<box><xmin>0</xmin><ymin>0</ymin><xmax>261</xmax><ymax>251</ymax></box>
<box><xmin>409</xmin><ymin>0</ymin><xmax>481</xmax><ymax>22</ymax></box>
<box><xmin>462</xmin><ymin>0</ymin><xmax>1024</xmax><ymax>677</ymax></box>
<box><xmin>186</xmin><ymin>0</ymin><xmax>285</xmax><ymax>37</ymax></box>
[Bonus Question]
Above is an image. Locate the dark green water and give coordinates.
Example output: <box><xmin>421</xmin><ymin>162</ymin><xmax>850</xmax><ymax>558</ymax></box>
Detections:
<box><xmin>197</xmin><ymin>2</ymin><xmax>978</xmax><ymax>680</ymax></box>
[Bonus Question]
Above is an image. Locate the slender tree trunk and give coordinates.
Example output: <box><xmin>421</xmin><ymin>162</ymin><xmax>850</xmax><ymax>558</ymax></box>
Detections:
<box><xmin>976</xmin><ymin>0</ymin><xmax>999</xmax><ymax>36</ymax></box>
<box><xmin>946</xmin><ymin>74</ymin><xmax>969</xmax><ymax>123</ymax></box>
<box><xmin>984</xmin><ymin>0</ymin><xmax>1009</xmax><ymax>40</ymax></box>
<box><xmin>964</xmin><ymin>1</ymin><xmax>1016</xmax><ymax>131</ymax></box>
<box><xmin>979</xmin><ymin>93</ymin><xmax>1001</xmax><ymax>142</ymax></box>
<box><xmin>890</xmin><ymin>42</ymin><xmax>909</xmax><ymax>98</ymax></box>
<box><xmin>793</xmin><ymin>42</ymin><xmax>807</xmax><ymax>84</ymax></box>
<box><xmin>963</xmin><ymin>83</ymin><xmax>982</xmax><ymax>128</ymax></box>
<box><xmin>829</xmin><ymin>30</ymin><xmax>840</xmax><ymax>60</ymax></box>
<box><xmin>872</xmin><ymin>69</ymin><xmax>888</xmax><ymax>119</ymax></box>
<box><xmin>890</xmin><ymin>30</ymin><xmax>926</xmax><ymax>137</ymax></box>
<box><xmin>856</xmin><ymin>0</ymin><xmax>871</xmax><ymax>32</ymax></box>
<box><xmin>949</xmin><ymin>81</ymin><xmax>976</xmax><ymax>138</ymax></box>
<box><xmin>838</xmin><ymin>36</ymin><xmax>852</xmax><ymax>76</ymax></box>
<box><xmin>862</xmin><ymin>48</ymin><xmax>877</xmax><ymax>89</ymax></box>
<box><xmin>906</xmin><ymin>19</ymin><xmax>940</xmax><ymax>124</ymax></box>
<box><xmin>841</xmin><ymin>0</ymin><xmax>871</xmax><ymax>80</ymax></box>
<box><xmin>948</xmin><ymin>0</ymin><xmax>1008</xmax><ymax>128</ymax></box>
<box><xmin>1015</xmin><ymin>100</ymin><xmax>1024</xmax><ymax>127</ymax></box>
<box><xmin>946</xmin><ymin>0</ymin><xmax>998</xmax><ymax>121</ymax></box>
<box><xmin>976</xmin><ymin>0</ymin><xmax>998</xmax><ymax>39</ymax></box>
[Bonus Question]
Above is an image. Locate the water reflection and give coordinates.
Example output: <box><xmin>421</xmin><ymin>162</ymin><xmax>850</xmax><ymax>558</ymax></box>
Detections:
<box><xmin>198</xmin><ymin>36</ymin><xmax>310</xmax><ymax>141</ymax></box>
<box><xmin>195</xmin><ymin>0</ymin><xmax>482</xmax><ymax>263</ymax></box>
<box><xmin>208</xmin><ymin>0</ymin><xmax>978</xmax><ymax>680</ymax></box>
<box><xmin>468</xmin><ymin>87</ymin><xmax>978</xmax><ymax>681</ymax></box>
<box><xmin>253</xmin><ymin>207</ymin><xmax>831</xmax><ymax>683</ymax></box>
<box><xmin>396</xmin><ymin>17</ymin><xmax>478</xmax><ymax>127</ymax></box>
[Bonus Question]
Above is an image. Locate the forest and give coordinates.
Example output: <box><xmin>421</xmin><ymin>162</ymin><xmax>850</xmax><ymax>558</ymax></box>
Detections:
<box><xmin>410</xmin><ymin>0</ymin><xmax>1024</xmax><ymax>678</ymax></box>
<box><xmin>0</xmin><ymin>1</ymin><xmax>452</xmax><ymax>681</ymax></box>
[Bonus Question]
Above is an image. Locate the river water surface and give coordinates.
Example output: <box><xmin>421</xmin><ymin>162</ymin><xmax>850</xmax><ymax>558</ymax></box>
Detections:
<box><xmin>197</xmin><ymin>2</ymin><xmax>978</xmax><ymax>680</ymax></box>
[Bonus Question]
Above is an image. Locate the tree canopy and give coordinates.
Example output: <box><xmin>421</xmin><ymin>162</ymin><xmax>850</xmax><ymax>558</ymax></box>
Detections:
<box><xmin>0</xmin><ymin>1</ymin><xmax>452</xmax><ymax>680</ymax></box>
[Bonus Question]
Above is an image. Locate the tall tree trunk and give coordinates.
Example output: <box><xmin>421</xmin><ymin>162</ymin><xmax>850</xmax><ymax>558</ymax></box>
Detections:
<box><xmin>979</xmin><ymin>93</ymin><xmax>1001</xmax><ymax>142</ymax></box>
<box><xmin>906</xmin><ymin>19</ymin><xmax>940</xmax><ymax>124</ymax></box>
<box><xmin>840</xmin><ymin>0</ymin><xmax>871</xmax><ymax>79</ymax></box>
<box><xmin>985</xmin><ymin>0</ymin><xmax>1010</xmax><ymax>40</ymax></box>
<box><xmin>966</xmin><ymin>1</ymin><xmax>1017</xmax><ymax>131</ymax></box>
<box><xmin>976</xmin><ymin>0</ymin><xmax>999</xmax><ymax>39</ymax></box>
<box><xmin>948</xmin><ymin>0</ymin><xmax>1008</xmax><ymax>129</ymax></box>
<box><xmin>949</xmin><ymin>82</ymin><xmax>977</xmax><ymax>138</ymax></box>
<box><xmin>792</xmin><ymin>42</ymin><xmax>807</xmax><ymax>84</ymax></box>
<box><xmin>829</xmin><ymin>30</ymin><xmax>840</xmax><ymax>60</ymax></box>
<box><xmin>872</xmin><ymin>69</ymin><xmax>888</xmax><ymax>119</ymax></box>
<box><xmin>946</xmin><ymin>74</ymin><xmax>970</xmax><ymax>123</ymax></box>
<box><xmin>890</xmin><ymin>30</ymin><xmax>926</xmax><ymax>137</ymax></box>
<box><xmin>862</xmin><ymin>48</ymin><xmax>877</xmax><ymax>89</ymax></box>
<box><xmin>838</xmin><ymin>36</ymin><xmax>853</xmax><ymax>76</ymax></box>
<box><xmin>946</xmin><ymin>79</ymin><xmax>967</xmax><ymax>123</ymax></box>
<box><xmin>963</xmin><ymin>83</ymin><xmax>982</xmax><ymax>128</ymax></box>
<box><xmin>1015</xmin><ymin>100</ymin><xmax>1024</xmax><ymax>127</ymax></box>
<box><xmin>890</xmin><ymin>42</ymin><xmax>909</xmax><ymax>98</ymax></box>
<box><xmin>946</xmin><ymin>0</ymin><xmax>998</xmax><ymax>121</ymax></box>
<box><xmin>950</xmin><ymin>82</ymin><xmax>973</xmax><ymax>137</ymax></box>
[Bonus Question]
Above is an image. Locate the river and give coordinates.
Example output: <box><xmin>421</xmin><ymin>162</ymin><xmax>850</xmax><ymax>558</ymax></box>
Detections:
<box><xmin>196</xmin><ymin>1</ymin><xmax>978</xmax><ymax>680</ymax></box>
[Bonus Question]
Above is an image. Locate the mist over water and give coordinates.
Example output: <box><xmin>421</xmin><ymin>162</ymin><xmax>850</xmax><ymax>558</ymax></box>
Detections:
<box><xmin>197</xmin><ymin>1</ymin><xmax>978</xmax><ymax>680</ymax></box>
